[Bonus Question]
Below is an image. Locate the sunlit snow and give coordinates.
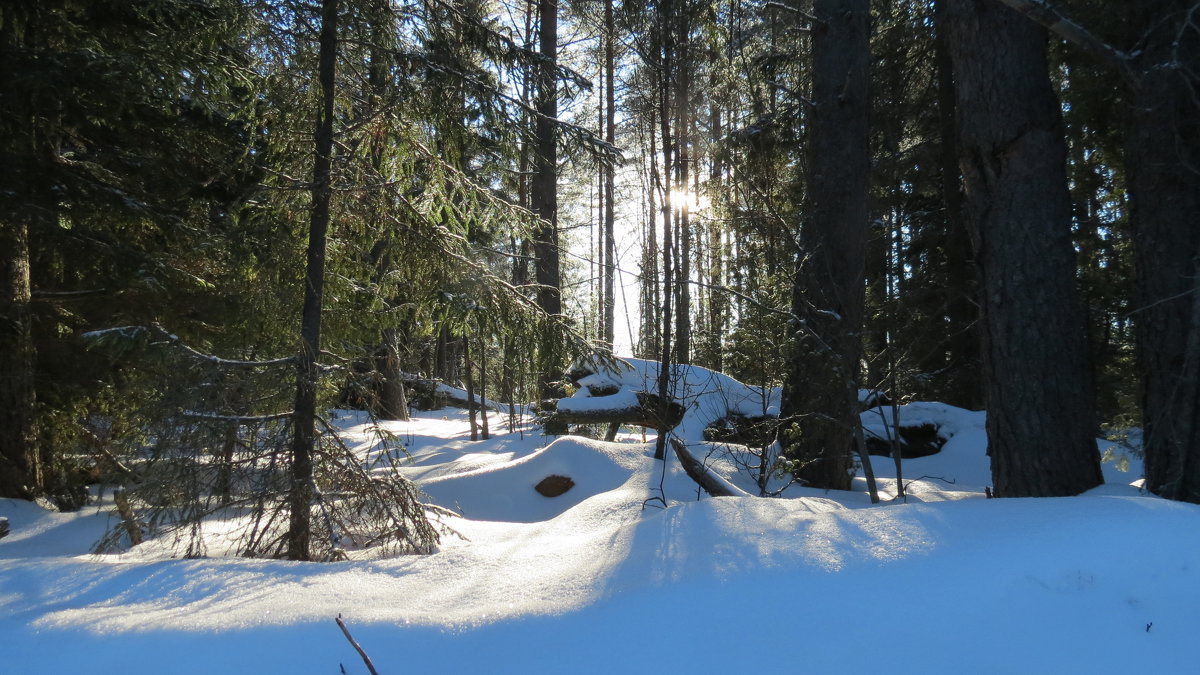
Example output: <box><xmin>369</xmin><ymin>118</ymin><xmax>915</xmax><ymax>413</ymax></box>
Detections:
<box><xmin>1</xmin><ymin>370</ymin><xmax>1197</xmax><ymax>674</ymax></box>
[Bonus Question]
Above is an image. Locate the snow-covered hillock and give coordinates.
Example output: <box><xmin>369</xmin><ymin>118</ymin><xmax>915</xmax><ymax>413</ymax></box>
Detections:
<box><xmin>0</xmin><ymin>359</ymin><xmax>1175</xmax><ymax>674</ymax></box>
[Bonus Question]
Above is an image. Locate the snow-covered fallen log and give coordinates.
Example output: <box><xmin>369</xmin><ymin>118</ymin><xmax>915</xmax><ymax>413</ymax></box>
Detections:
<box><xmin>670</xmin><ymin>439</ymin><xmax>745</xmax><ymax>497</ymax></box>
<box><xmin>538</xmin><ymin>390</ymin><xmax>684</xmax><ymax>430</ymax></box>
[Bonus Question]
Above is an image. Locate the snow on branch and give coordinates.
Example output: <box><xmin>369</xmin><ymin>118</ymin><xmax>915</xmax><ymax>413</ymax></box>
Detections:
<box><xmin>82</xmin><ymin>324</ymin><xmax>296</xmax><ymax>368</ymax></box>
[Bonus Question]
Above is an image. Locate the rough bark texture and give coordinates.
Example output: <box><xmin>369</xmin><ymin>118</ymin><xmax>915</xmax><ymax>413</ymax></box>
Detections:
<box><xmin>0</xmin><ymin>9</ymin><xmax>42</xmax><ymax>500</ymax></box>
<box><xmin>947</xmin><ymin>0</ymin><xmax>1101</xmax><ymax>497</ymax></box>
<box><xmin>0</xmin><ymin>221</ymin><xmax>40</xmax><ymax>499</ymax></box>
<box><xmin>602</xmin><ymin>0</ymin><xmax>616</xmax><ymax>351</ymax></box>
<box><xmin>376</xmin><ymin>327</ymin><xmax>410</xmax><ymax>421</ymax></box>
<box><xmin>655</xmin><ymin>23</ymin><xmax>675</xmax><ymax>461</ymax></box>
<box><xmin>934</xmin><ymin>0</ymin><xmax>982</xmax><ymax>411</ymax></box>
<box><xmin>533</xmin><ymin>0</ymin><xmax>561</xmax><ymax>399</ymax></box>
<box><xmin>287</xmin><ymin>0</ymin><xmax>338</xmax><ymax>561</ymax></box>
<box><xmin>1126</xmin><ymin>1</ymin><xmax>1200</xmax><ymax>503</ymax></box>
<box><xmin>778</xmin><ymin>0</ymin><xmax>870</xmax><ymax>491</ymax></box>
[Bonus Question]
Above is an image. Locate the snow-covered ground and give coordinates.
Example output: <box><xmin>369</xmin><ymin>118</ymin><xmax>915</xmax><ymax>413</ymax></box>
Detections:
<box><xmin>1</xmin><ymin>381</ymin><xmax>1197</xmax><ymax>674</ymax></box>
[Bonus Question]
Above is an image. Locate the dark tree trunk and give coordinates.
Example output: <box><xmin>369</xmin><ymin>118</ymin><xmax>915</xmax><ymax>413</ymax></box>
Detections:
<box><xmin>778</xmin><ymin>0</ymin><xmax>870</xmax><ymax>491</ymax></box>
<box><xmin>0</xmin><ymin>13</ymin><xmax>42</xmax><ymax>500</ymax></box>
<box><xmin>464</xmin><ymin>337</ymin><xmax>478</xmax><ymax>442</ymax></box>
<box><xmin>0</xmin><ymin>220</ymin><xmax>40</xmax><ymax>499</ymax></box>
<box><xmin>602</xmin><ymin>0</ymin><xmax>616</xmax><ymax>352</ymax></box>
<box><xmin>946</xmin><ymin>0</ymin><xmax>1101</xmax><ymax>497</ymax></box>
<box><xmin>1126</xmin><ymin>1</ymin><xmax>1200</xmax><ymax>503</ymax></box>
<box><xmin>673</xmin><ymin>5</ymin><xmax>691</xmax><ymax>366</ymax></box>
<box><xmin>533</xmin><ymin>0</ymin><xmax>561</xmax><ymax>399</ymax></box>
<box><xmin>287</xmin><ymin>0</ymin><xmax>338</xmax><ymax>561</ymax></box>
<box><xmin>655</xmin><ymin>18</ymin><xmax>675</xmax><ymax>461</ymax></box>
<box><xmin>934</xmin><ymin>0</ymin><xmax>981</xmax><ymax>411</ymax></box>
<box><xmin>478</xmin><ymin>333</ymin><xmax>490</xmax><ymax>440</ymax></box>
<box><xmin>377</xmin><ymin>326</ymin><xmax>409</xmax><ymax>421</ymax></box>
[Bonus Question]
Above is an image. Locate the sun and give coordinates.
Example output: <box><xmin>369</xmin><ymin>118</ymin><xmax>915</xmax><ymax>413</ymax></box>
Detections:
<box><xmin>669</xmin><ymin>189</ymin><xmax>710</xmax><ymax>214</ymax></box>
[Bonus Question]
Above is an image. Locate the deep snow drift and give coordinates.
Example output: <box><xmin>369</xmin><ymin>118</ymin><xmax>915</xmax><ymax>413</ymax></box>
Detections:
<box><xmin>1</xmin><ymin>362</ymin><xmax>1196</xmax><ymax>674</ymax></box>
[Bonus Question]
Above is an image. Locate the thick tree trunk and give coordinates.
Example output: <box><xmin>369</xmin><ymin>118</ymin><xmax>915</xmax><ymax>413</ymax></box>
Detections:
<box><xmin>0</xmin><ymin>13</ymin><xmax>42</xmax><ymax>500</ymax></box>
<box><xmin>934</xmin><ymin>0</ymin><xmax>981</xmax><ymax>411</ymax></box>
<box><xmin>287</xmin><ymin>0</ymin><xmax>338</xmax><ymax>561</ymax></box>
<box><xmin>673</xmin><ymin>6</ymin><xmax>691</xmax><ymax>366</ymax></box>
<box><xmin>655</xmin><ymin>29</ymin><xmax>675</xmax><ymax>461</ymax></box>
<box><xmin>0</xmin><ymin>221</ymin><xmax>40</xmax><ymax>499</ymax></box>
<box><xmin>376</xmin><ymin>327</ymin><xmax>410</xmax><ymax>421</ymax></box>
<box><xmin>947</xmin><ymin>0</ymin><xmax>1101</xmax><ymax>497</ymax></box>
<box><xmin>602</xmin><ymin>0</ymin><xmax>616</xmax><ymax>352</ymax></box>
<box><xmin>778</xmin><ymin>0</ymin><xmax>870</xmax><ymax>491</ymax></box>
<box><xmin>533</xmin><ymin>0</ymin><xmax>561</xmax><ymax>399</ymax></box>
<box><xmin>1126</xmin><ymin>1</ymin><xmax>1200</xmax><ymax>503</ymax></box>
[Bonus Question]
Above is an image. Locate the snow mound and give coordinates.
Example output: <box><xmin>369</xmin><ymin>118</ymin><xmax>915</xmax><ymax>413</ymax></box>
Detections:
<box><xmin>419</xmin><ymin>436</ymin><xmax>643</xmax><ymax>523</ymax></box>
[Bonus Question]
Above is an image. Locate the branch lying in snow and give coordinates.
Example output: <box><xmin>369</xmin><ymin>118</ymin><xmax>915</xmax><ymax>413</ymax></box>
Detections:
<box><xmin>671</xmin><ymin>439</ymin><xmax>743</xmax><ymax>498</ymax></box>
<box><xmin>335</xmin><ymin>614</ymin><xmax>380</xmax><ymax>675</ymax></box>
<box><xmin>399</xmin><ymin>373</ymin><xmax>505</xmax><ymax>412</ymax></box>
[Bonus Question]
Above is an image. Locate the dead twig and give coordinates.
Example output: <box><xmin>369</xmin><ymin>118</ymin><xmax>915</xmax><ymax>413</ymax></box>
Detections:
<box><xmin>336</xmin><ymin>614</ymin><xmax>380</xmax><ymax>675</ymax></box>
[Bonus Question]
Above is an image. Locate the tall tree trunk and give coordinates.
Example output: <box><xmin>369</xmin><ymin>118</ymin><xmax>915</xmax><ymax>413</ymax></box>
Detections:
<box><xmin>934</xmin><ymin>0</ymin><xmax>981</xmax><ymax>411</ymax></box>
<box><xmin>602</xmin><ymin>0</ymin><xmax>617</xmax><ymax>352</ymax></box>
<box><xmin>533</xmin><ymin>0</ymin><xmax>561</xmax><ymax>398</ymax></box>
<box><xmin>778</xmin><ymin>0</ymin><xmax>870</xmax><ymax>491</ymax></box>
<box><xmin>641</xmin><ymin>108</ymin><xmax>661</xmax><ymax>360</ymax></box>
<box><xmin>673</xmin><ymin>5</ymin><xmax>691</xmax><ymax>366</ymax></box>
<box><xmin>0</xmin><ymin>220</ymin><xmax>40</xmax><ymax>499</ymax></box>
<box><xmin>1126</xmin><ymin>0</ymin><xmax>1200</xmax><ymax>503</ymax></box>
<box><xmin>655</xmin><ymin>10</ymin><xmax>675</xmax><ymax>461</ymax></box>
<box><xmin>479</xmin><ymin>333</ymin><xmax>490</xmax><ymax>440</ymax></box>
<box><xmin>465</xmin><ymin>337</ymin><xmax>478</xmax><ymax>442</ymax></box>
<box><xmin>287</xmin><ymin>0</ymin><xmax>338</xmax><ymax>561</ymax></box>
<box><xmin>946</xmin><ymin>0</ymin><xmax>1101</xmax><ymax>497</ymax></box>
<box><xmin>0</xmin><ymin>13</ymin><xmax>42</xmax><ymax>500</ymax></box>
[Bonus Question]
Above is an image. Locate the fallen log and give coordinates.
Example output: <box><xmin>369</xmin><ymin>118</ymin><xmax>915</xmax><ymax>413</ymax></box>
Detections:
<box><xmin>670</xmin><ymin>438</ymin><xmax>738</xmax><ymax>498</ymax></box>
<box><xmin>538</xmin><ymin>391</ymin><xmax>685</xmax><ymax>431</ymax></box>
<box><xmin>398</xmin><ymin>373</ymin><xmax>502</xmax><ymax>412</ymax></box>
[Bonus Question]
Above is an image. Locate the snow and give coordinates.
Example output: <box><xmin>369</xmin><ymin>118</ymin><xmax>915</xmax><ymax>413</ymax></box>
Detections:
<box><xmin>2</xmin><ymin>369</ymin><xmax>1198</xmax><ymax>674</ymax></box>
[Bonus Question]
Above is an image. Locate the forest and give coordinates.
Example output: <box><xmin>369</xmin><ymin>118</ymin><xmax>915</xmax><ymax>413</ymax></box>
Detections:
<box><xmin>2</xmin><ymin>0</ymin><xmax>1199</xmax><ymax>566</ymax></box>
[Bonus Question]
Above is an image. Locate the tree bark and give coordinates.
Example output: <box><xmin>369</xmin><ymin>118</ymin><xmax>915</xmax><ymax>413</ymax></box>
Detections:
<box><xmin>946</xmin><ymin>0</ymin><xmax>1101</xmax><ymax>497</ymax></box>
<box><xmin>673</xmin><ymin>2</ymin><xmax>692</xmax><ymax>366</ymax></box>
<box><xmin>778</xmin><ymin>0</ymin><xmax>870</xmax><ymax>491</ymax></box>
<box><xmin>533</xmin><ymin>0</ymin><xmax>561</xmax><ymax>399</ymax></box>
<box><xmin>287</xmin><ymin>0</ymin><xmax>338</xmax><ymax>561</ymax></box>
<box><xmin>376</xmin><ymin>326</ymin><xmax>410</xmax><ymax>421</ymax></box>
<box><xmin>602</xmin><ymin>0</ymin><xmax>617</xmax><ymax>352</ymax></box>
<box><xmin>1125</xmin><ymin>0</ymin><xmax>1200</xmax><ymax>503</ymax></box>
<box><xmin>0</xmin><ymin>11</ymin><xmax>42</xmax><ymax>500</ymax></box>
<box><xmin>0</xmin><ymin>220</ymin><xmax>40</xmax><ymax>499</ymax></box>
<box><xmin>934</xmin><ymin>0</ymin><xmax>981</xmax><ymax>411</ymax></box>
<box><xmin>655</xmin><ymin>18</ymin><xmax>675</xmax><ymax>461</ymax></box>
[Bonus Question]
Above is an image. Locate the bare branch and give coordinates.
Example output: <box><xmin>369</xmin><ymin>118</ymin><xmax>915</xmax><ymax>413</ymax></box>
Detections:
<box><xmin>335</xmin><ymin>615</ymin><xmax>380</xmax><ymax>675</ymax></box>
<box><xmin>994</xmin><ymin>0</ymin><xmax>1139</xmax><ymax>89</ymax></box>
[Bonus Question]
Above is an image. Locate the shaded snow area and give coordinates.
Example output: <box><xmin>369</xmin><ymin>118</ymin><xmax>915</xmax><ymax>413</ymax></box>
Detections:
<box><xmin>2</xmin><ymin>361</ymin><xmax>1198</xmax><ymax>674</ymax></box>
